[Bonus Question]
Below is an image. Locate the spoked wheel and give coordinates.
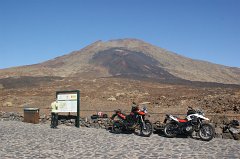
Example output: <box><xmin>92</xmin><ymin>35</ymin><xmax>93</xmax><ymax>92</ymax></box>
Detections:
<box><xmin>164</xmin><ymin>123</ymin><xmax>178</xmax><ymax>138</ymax></box>
<box><xmin>140</xmin><ymin>120</ymin><xmax>153</xmax><ymax>137</ymax></box>
<box><xmin>112</xmin><ymin>121</ymin><xmax>123</xmax><ymax>134</ymax></box>
<box><xmin>199</xmin><ymin>123</ymin><xmax>215</xmax><ymax>141</ymax></box>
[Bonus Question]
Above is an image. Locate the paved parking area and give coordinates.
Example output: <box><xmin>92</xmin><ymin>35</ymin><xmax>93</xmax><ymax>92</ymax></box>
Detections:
<box><xmin>0</xmin><ymin>121</ymin><xmax>240</xmax><ymax>159</ymax></box>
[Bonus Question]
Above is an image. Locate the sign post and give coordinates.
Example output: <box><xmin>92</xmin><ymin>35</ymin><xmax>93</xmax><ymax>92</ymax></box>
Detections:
<box><xmin>56</xmin><ymin>90</ymin><xmax>80</xmax><ymax>128</ymax></box>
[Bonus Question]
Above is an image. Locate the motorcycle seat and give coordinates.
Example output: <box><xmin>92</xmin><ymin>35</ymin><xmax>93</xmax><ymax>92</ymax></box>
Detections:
<box><xmin>177</xmin><ymin>118</ymin><xmax>188</xmax><ymax>123</ymax></box>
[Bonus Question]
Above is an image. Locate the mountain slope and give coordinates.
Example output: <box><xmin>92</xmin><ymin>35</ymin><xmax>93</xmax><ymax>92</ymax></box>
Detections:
<box><xmin>0</xmin><ymin>38</ymin><xmax>240</xmax><ymax>85</ymax></box>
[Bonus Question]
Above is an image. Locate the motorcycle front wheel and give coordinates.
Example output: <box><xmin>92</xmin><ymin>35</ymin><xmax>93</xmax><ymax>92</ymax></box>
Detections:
<box><xmin>199</xmin><ymin>123</ymin><xmax>215</xmax><ymax>141</ymax></box>
<box><xmin>140</xmin><ymin>120</ymin><xmax>153</xmax><ymax>137</ymax></box>
<box><xmin>164</xmin><ymin>123</ymin><xmax>177</xmax><ymax>138</ymax></box>
<box><xmin>112</xmin><ymin>121</ymin><xmax>123</xmax><ymax>134</ymax></box>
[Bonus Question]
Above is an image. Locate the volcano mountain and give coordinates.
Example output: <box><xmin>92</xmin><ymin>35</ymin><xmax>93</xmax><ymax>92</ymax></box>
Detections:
<box><xmin>0</xmin><ymin>38</ymin><xmax>239</xmax><ymax>85</ymax></box>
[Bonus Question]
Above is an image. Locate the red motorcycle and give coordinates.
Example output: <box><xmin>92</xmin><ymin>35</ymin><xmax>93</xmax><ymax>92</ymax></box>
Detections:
<box><xmin>111</xmin><ymin>106</ymin><xmax>153</xmax><ymax>137</ymax></box>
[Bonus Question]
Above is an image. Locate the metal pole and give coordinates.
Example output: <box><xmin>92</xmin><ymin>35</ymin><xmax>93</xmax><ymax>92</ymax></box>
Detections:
<box><xmin>76</xmin><ymin>90</ymin><xmax>80</xmax><ymax>128</ymax></box>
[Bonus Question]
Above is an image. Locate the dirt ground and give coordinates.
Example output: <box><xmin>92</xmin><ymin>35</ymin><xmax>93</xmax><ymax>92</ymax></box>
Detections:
<box><xmin>0</xmin><ymin>77</ymin><xmax>240</xmax><ymax>121</ymax></box>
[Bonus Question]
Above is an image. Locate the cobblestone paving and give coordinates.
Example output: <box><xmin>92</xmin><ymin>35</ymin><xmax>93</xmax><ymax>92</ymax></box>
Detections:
<box><xmin>0</xmin><ymin>121</ymin><xmax>240</xmax><ymax>159</ymax></box>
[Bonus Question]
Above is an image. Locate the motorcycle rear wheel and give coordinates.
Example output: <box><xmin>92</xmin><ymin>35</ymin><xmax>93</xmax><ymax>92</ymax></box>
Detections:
<box><xmin>140</xmin><ymin>120</ymin><xmax>153</xmax><ymax>137</ymax></box>
<box><xmin>164</xmin><ymin>123</ymin><xmax>177</xmax><ymax>138</ymax></box>
<box><xmin>112</xmin><ymin>121</ymin><xmax>123</xmax><ymax>134</ymax></box>
<box><xmin>199</xmin><ymin>123</ymin><xmax>214</xmax><ymax>141</ymax></box>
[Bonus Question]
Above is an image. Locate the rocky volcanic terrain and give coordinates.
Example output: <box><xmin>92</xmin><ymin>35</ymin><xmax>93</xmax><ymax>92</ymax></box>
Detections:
<box><xmin>0</xmin><ymin>39</ymin><xmax>239</xmax><ymax>120</ymax></box>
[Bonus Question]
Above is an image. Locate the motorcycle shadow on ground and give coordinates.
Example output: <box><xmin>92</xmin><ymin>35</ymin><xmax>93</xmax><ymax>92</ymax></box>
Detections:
<box><xmin>108</xmin><ymin>128</ymin><xmax>147</xmax><ymax>137</ymax></box>
<box><xmin>109</xmin><ymin>130</ymin><xmax>134</xmax><ymax>134</ymax></box>
<box><xmin>154</xmin><ymin>129</ymin><xmax>201</xmax><ymax>140</ymax></box>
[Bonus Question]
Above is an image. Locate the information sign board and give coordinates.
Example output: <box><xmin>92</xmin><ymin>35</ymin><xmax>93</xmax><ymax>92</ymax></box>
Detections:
<box><xmin>55</xmin><ymin>90</ymin><xmax>80</xmax><ymax>127</ymax></box>
<box><xmin>57</xmin><ymin>93</ymin><xmax>78</xmax><ymax>112</ymax></box>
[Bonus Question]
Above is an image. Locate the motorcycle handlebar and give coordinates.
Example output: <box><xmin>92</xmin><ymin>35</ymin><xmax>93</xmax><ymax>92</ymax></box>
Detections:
<box><xmin>187</xmin><ymin>106</ymin><xmax>193</xmax><ymax>110</ymax></box>
<box><xmin>114</xmin><ymin>109</ymin><xmax>121</xmax><ymax>113</ymax></box>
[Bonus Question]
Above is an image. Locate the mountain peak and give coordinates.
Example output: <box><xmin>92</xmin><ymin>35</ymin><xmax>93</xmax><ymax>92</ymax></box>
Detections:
<box><xmin>0</xmin><ymin>39</ymin><xmax>240</xmax><ymax>85</ymax></box>
<box><xmin>107</xmin><ymin>38</ymin><xmax>146</xmax><ymax>43</ymax></box>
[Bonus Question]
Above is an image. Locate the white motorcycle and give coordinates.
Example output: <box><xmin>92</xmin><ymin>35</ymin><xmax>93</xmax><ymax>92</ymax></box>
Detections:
<box><xmin>163</xmin><ymin>106</ymin><xmax>215</xmax><ymax>141</ymax></box>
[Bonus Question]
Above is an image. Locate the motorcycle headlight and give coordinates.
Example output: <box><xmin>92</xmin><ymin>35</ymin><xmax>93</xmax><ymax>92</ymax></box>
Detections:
<box><xmin>142</xmin><ymin>107</ymin><xmax>147</xmax><ymax>113</ymax></box>
<box><xmin>199</xmin><ymin>110</ymin><xmax>204</xmax><ymax>115</ymax></box>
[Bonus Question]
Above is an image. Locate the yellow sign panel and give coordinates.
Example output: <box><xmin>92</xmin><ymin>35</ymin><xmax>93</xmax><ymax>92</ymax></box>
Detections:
<box><xmin>57</xmin><ymin>94</ymin><xmax>77</xmax><ymax>101</ymax></box>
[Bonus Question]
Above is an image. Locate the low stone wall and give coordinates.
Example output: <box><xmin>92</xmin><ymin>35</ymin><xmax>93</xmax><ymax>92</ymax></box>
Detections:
<box><xmin>211</xmin><ymin>115</ymin><xmax>240</xmax><ymax>140</ymax></box>
<box><xmin>0</xmin><ymin>111</ymin><xmax>23</xmax><ymax>121</ymax></box>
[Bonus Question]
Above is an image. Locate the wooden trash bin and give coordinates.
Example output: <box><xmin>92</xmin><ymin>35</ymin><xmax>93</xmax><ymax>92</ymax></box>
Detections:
<box><xmin>23</xmin><ymin>108</ymin><xmax>39</xmax><ymax>124</ymax></box>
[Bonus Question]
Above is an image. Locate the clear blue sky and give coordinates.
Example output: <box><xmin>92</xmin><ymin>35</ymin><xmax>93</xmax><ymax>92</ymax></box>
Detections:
<box><xmin>1</xmin><ymin>0</ymin><xmax>240</xmax><ymax>69</ymax></box>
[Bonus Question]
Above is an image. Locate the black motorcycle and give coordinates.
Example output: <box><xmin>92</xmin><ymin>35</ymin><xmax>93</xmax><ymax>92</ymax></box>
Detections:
<box><xmin>163</xmin><ymin>107</ymin><xmax>215</xmax><ymax>141</ymax></box>
<box><xmin>111</xmin><ymin>107</ymin><xmax>153</xmax><ymax>137</ymax></box>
